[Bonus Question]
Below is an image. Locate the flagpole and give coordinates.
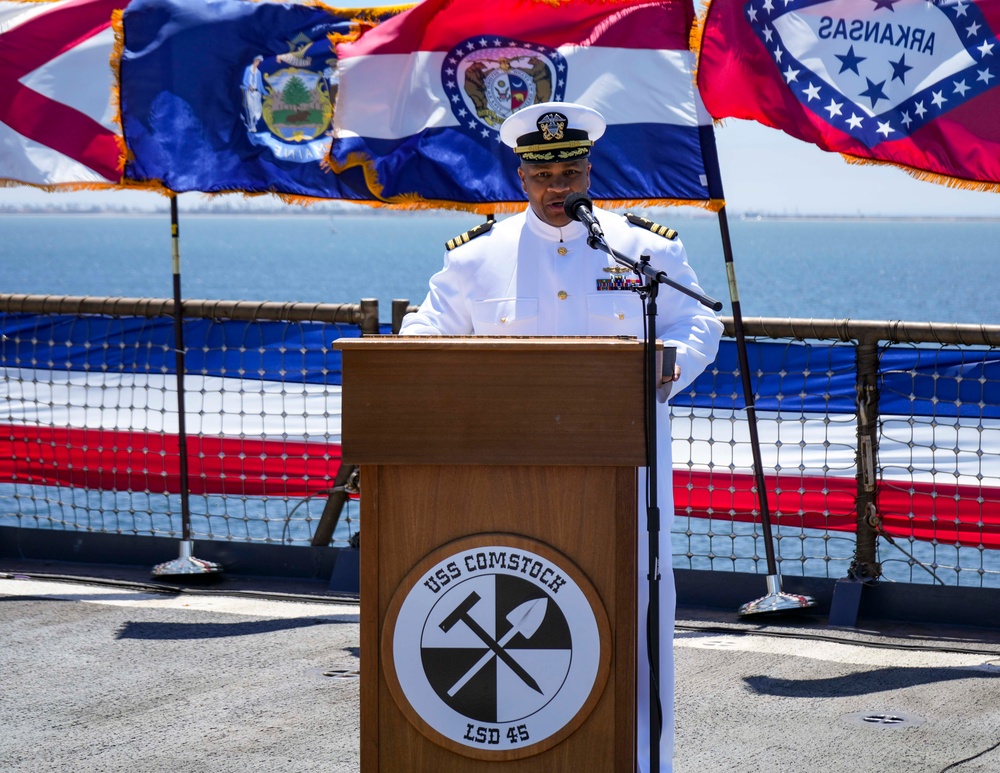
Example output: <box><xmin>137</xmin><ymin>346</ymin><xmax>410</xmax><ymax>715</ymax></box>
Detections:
<box><xmin>152</xmin><ymin>195</ymin><xmax>221</xmax><ymax>578</ymax></box>
<box><xmin>715</xmin><ymin>204</ymin><xmax>813</xmax><ymax>616</ymax></box>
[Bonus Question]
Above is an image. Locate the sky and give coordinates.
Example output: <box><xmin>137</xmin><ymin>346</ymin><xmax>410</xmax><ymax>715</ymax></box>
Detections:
<box><xmin>3</xmin><ymin>118</ymin><xmax>996</xmax><ymax>217</ymax></box>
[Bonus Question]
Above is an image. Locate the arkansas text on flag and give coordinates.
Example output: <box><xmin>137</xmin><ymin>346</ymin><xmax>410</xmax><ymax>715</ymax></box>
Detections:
<box><xmin>117</xmin><ymin>0</ymin><xmax>398</xmax><ymax>199</ymax></box>
<box><xmin>0</xmin><ymin>0</ymin><xmax>127</xmax><ymax>188</ymax></box>
<box><xmin>697</xmin><ymin>0</ymin><xmax>1000</xmax><ymax>189</ymax></box>
<box><xmin>330</xmin><ymin>0</ymin><xmax>724</xmax><ymax>212</ymax></box>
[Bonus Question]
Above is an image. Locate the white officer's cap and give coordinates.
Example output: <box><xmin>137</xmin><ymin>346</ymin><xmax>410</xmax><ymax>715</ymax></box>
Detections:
<box><xmin>499</xmin><ymin>102</ymin><xmax>606</xmax><ymax>164</ymax></box>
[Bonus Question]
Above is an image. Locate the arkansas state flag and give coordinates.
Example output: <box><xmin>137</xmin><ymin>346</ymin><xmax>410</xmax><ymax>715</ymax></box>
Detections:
<box><xmin>0</xmin><ymin>0</ymin><xmax>127</xmax><ymax>188</ymax></box>
<box><xmin>697</xmin><ymin>0</ymin><xmax>1000</xmax><ymax>190</ymax></box>
<box><xmin>330</xmin><ymin>0</ymin><xmax>724</xmax><ymax>211</ymax></box>
<box><xmin>118</xmin><ymin>0</ymin><xmax>398</xmax><ymax>198</ymax></box>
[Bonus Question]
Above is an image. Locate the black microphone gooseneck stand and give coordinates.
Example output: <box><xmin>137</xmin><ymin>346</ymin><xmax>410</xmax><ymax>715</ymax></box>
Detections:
<box><xmin>568</xmin><ymin>200</ymin><xmax>721</xmax><ymax>772</ymax></box>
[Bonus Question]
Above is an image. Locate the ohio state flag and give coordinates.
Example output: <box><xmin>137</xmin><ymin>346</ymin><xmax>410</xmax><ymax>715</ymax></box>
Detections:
<box><xmin>696</xmin><ymin>0</ymin><xmax>1000</xmax><ymax>189</ymax></box>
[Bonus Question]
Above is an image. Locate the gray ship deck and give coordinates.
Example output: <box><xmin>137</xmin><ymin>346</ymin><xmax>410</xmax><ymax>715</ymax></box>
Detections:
<box><xmin>3</xmin><ymin>566</ymin><xmax>1000</xmax><ymax>773</ymax></box>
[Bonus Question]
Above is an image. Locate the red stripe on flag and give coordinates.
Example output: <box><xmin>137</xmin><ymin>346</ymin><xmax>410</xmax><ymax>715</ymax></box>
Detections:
<box><xmin>0</xmin><ymin>424</ymin><xmax>341</xmax><ymax>498</ymax></box>
<box><xmin>0</xmin><ymin>0</ymin><xmax>126</xmax><ymax>180</ymax></box>
<box><xmin>5</xmin><ymin>423</ymin><xmax>998</xmax><ymax>549</ymax></box>
<box><xmin>341</xmin><ymin>0</ymin><xmax>691</xmax><ymax>57</ymax></box>
<box><xmin>677</xmin><ymin>470</ymin><xmax>1000</xmax><ymax>550</ymax></box>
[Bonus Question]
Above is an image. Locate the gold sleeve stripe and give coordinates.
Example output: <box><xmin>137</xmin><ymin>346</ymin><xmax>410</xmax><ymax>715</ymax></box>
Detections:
<box><xmin>624</xmin><ymin>212</ymin><xmax>678</xmax><ymax>240</ymax></box>
<box><xmin>445</xmin><ymin>220</ymin><xmax>494</xmax><ymax>251</ymax></box>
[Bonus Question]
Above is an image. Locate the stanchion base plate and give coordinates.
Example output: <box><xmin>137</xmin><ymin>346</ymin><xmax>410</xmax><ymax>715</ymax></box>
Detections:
<box><xmin>738</xmin><ymin>591</ymin><xmax>816</xmax><ymax>617</ymax></box>
<box><xmin>152</xmin><ymin>555</ymin><xmax>223</xmax><ymax>578</ymax></box>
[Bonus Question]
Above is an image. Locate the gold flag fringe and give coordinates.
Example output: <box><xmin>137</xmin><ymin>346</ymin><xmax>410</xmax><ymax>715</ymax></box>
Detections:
<box><xmin>0</xmin><ymin>179</ymin><xmax>120</xmax><ymax>192</ymax></box>
<box><xmin>327</xmin><ymin>145</ymin><xmax>724</xmax><ymax>213</ymax></box>
<box><xmin>841</xmin><ymin>154</ymin><xmax>1000</xmax><ymax>194</ymax></box>
<box><xmin>690</xmin><ymin>0</ymin><xmax>716</xmax><ymax>89</ymax></box>
<box><xmin>110</xmin><ymin>9</ymin><xmax>127</xmax><ymax>181</ymax></box>
<box><xmin>690</xmin><ymin>0</ymin><xmax>711</xmax><ymax>56</ymax></box>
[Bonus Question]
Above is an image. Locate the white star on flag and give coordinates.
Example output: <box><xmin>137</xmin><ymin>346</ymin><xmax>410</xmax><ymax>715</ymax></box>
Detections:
<box><xmin>695</xmin><ymin>0</ymin><xmax>1000</xmax><ymax>184</ymax></box>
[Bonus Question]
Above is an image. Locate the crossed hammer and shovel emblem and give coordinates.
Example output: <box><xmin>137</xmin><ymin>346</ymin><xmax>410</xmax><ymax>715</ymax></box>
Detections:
<box><xmin>439</xmin><ymin>590</ymin><xmax>550</xmax><ymax>697</ymax></box>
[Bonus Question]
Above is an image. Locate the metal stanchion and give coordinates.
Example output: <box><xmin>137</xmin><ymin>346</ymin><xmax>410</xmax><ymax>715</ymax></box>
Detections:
<box><xmin>152</xmin><ymin>196</ymin><xmax>221</xmax><ymax>579</ymax></box>
<box><xmin>713</xmin><ymin>206</ymin><xmax>814</xmax><ymax>616</ymax></box>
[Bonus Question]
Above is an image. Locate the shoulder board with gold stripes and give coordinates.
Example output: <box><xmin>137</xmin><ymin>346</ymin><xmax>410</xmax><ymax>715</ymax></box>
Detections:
<box><xmin>445</xmin><ymin>220</ymin><xmax>494</xmax><ymax>251</ymax></box>
<box><xmin>624</xmin><ymin>212</ymin><xmax>678</xmax><ymax>240</ymax></box>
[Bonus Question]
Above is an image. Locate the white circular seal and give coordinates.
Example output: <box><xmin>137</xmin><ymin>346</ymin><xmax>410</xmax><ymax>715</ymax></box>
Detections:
<box><xmin>382</xmin><ymin>534</ymin><xmax>610</xmax><ymax>760</ymax></box>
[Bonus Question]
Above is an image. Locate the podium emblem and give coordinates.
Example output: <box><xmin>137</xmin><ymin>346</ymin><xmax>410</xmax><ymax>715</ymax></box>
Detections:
<box><xmin>382</xmin><ymin>534</ymin><xmax>611</xmax><ymax>760</ymax></box>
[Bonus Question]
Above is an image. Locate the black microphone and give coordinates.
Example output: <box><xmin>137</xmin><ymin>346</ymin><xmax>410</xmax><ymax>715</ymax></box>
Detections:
<box><xmin>563</xmin><ymin>192</ymin><xmax>604</xmax><ymax>242</ymax></box>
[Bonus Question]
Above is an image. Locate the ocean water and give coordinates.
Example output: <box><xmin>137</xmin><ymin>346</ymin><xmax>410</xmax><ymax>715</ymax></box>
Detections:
<box><xmin>2</xmin><ymin>211</ymin><xmax>999</xmax><ymax>325</ymax></box>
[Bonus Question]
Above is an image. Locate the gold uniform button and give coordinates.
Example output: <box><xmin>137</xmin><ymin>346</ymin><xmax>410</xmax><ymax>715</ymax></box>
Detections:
<box><xmin>616</xmin><ymin>312</ymin><xmax>625</xmax><ymax>320</ymax></box>
<box><xmin>557</xmin><ymin>290</ymin><xmax>568</xmax><ymax>300</ymax></box>
<box><xmin>557</xmin><ymin>246</ymin><xmax>568</xmax><ymax>256</ymax></box>
<box><xmin>500</xmin><ymin>316</ymin><xmax>508</xmax><ymax>324</ymax></box>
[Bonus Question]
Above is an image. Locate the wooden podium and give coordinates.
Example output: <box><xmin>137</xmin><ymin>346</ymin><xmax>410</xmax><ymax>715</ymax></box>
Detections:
<box><xmin>335</xmin><ymin>337</ymin><xmax>648</xmax><ymax>772</ymax></box>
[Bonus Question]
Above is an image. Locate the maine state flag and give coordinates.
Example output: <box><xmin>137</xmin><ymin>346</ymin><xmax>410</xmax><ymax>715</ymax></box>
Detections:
<box><xmin>329</xmin><ymin>0</ymin><xmax>724</xmax><ymax>212</ymax></box>
<box><xmin>697</xmin><ymin>0</ymin><xmax>1000</xmax><ymax>191</ymax></box>
<box><xmin>117</xmin><ymin>0</ymin><xmax>396</xmax><ymax>198</ymax></box>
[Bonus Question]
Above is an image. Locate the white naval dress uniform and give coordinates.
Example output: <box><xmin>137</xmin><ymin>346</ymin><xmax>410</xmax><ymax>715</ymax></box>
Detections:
<box><xmin>400</xmin><ymin>205</ymin><xmax>723</xmax><ymax>772</ymax></box>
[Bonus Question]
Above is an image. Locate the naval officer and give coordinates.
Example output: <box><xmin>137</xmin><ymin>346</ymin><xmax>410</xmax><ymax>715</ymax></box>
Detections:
<box><xmin>399</xmin><ymin>101</ymin><xmax>723</xmax><ymax>772</ymax></box>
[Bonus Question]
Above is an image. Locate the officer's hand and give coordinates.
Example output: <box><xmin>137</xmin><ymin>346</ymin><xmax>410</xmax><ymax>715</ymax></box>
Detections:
<box><xmin>659</xmin><ymin>364</ymin><xmax>680</xmax><ymax>388</ymax></box>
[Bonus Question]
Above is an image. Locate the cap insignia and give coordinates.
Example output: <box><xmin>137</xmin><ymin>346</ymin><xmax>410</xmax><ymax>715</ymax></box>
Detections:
<box><xmin>537</xmin><ymin>112</ymin><xmax>567</xmax><ymax>142</ymax></box>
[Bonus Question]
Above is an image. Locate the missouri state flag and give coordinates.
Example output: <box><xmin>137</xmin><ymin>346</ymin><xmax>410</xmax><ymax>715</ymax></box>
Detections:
<box><xmin>696</xmin><ymin>0</ymin><xmax>1000</xmax><ymax>190</ymax></box>
<box><xmin>330</xmin><ymin>0</ymin><xmax>724</xmax><ymax>212</ymax></box>
<box><xmin>117</xmin><ymin>0</ymin><xmax>399</xmax><ymax>198</ymax></box>
<box><xmin>0</xmin><ymin>0</ymin><xmax>127</xmax><ymax>188</ymax></box>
